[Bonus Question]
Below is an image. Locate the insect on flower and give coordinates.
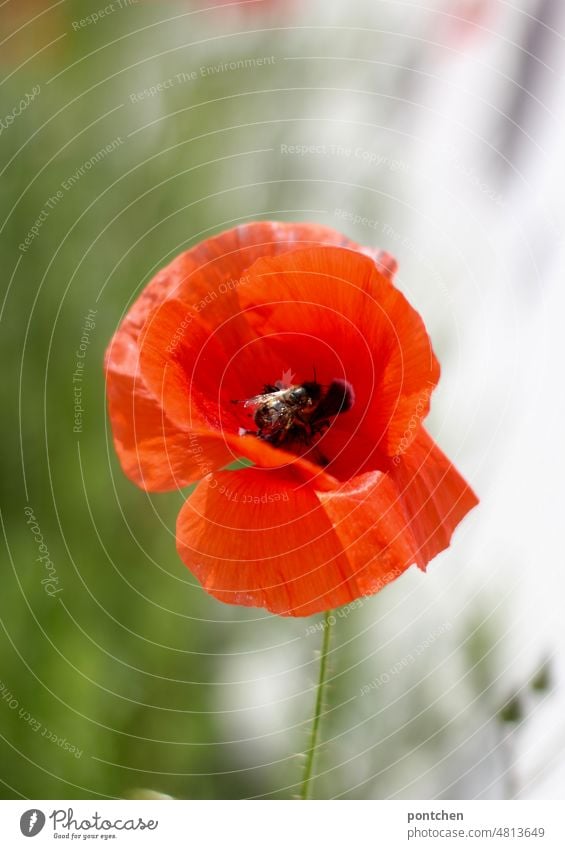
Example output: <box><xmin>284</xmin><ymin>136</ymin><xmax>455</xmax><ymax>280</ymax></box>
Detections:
<box><xmin>232</xmin><ymin>376</ymin><xmax>355</xmax><ymax>452</ymax></box>
<box><xmin>104</xmin><ymin>221</ymin><xmax>478</xmax><ymax>617</ymax></box>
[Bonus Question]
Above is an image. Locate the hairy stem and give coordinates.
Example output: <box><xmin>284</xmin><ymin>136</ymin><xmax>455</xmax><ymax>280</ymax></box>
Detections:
<box><xmin>299</xmin><ymin>609</ymin><xmax>333</xmax><ymax>800</ymax></box>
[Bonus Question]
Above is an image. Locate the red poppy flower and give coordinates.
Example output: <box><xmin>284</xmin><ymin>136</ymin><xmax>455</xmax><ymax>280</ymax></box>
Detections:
<box><xmin>105</xmin><ymin>221</ymin><xmax>478</xmax><ymax>616</ymax></box>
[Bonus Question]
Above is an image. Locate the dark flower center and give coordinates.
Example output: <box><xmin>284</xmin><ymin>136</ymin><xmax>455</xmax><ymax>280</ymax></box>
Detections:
<box><xmin>233</xmin><ymin>378</ymin><xmax>355</xmax><ymax>451</ymax></box>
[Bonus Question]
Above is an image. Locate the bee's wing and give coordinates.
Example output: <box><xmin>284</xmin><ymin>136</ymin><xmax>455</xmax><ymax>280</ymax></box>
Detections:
<box><xmin>231</xmin><ymin>392</ymin><xmax>278</xmax><ymax>409</ymax></box>
<box><xmin>243</xmin><ymin>393</ymin><xmax>275</xmax><ymax>408</ymax></box>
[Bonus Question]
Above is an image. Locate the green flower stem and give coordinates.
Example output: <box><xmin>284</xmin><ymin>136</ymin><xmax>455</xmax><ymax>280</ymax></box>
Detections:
<box><xmin>299</xmin><ymin>609</ymin><xmax>333</xmax><ymax>800</ymax></box>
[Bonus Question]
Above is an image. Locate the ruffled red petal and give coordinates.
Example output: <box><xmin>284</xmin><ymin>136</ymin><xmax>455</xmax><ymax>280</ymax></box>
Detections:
<box><xmin>388</xmin><ymin>427</ymin><xmax>479</xmax><ymax>566</ymax></box>
<box><xmin>132</xmin><ymin>242</ymin><xmax>436</xmax><ymax>484</ymax></box>
<box><xmin>236</xmin><ymin>246</ymin><xmax>440</xmax><ymax>474</ymax></box>
<box><xmin>104</xmin><ymin>363</ymin><xmax>233</xmax><ymax>491</ymax></box>
<box><xmin>176</xmin><ymin>428</ymin><xmax>478</xmax><ymax>617</ymax></box>
<box><xmin>317</xmin><ymin>472</ymin><xmax>422</xmax><ymax>594</ymax></box>
<box><xmin>105</xmin><ymin>222</ymin><xmax>375</xmax><ymax>490</ymax></box>
<box><xmin>105</xmin><ymin>220</ymin><xmax>478</xmax><ymax>616</ymax></box>
<box><xmin>176</xmin><ymin>468</ymin><xmax>354</xmax><ymax>616</ymax></box>
<box><xmin>137</xmin><ymin>297</ymin><xmax>339</xmax><ymax>488</ymax></box>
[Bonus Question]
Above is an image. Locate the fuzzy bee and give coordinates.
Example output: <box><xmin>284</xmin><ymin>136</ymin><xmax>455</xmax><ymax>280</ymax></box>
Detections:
<box><xmin>232</xmin><ymin>377</ymin><xmax>355</xmax><ymax>446</ymax></box>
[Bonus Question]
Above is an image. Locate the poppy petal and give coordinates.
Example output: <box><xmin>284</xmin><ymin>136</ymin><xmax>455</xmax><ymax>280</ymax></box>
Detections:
<box><xmin>125</xmin><ymin>221</ymin><xmax>369</xmax><ymax>349</ymax></box>
<box><xmin>176</xmin><ymin>468</ymin><xmax>357</xmax><ymax>616</ymax></box>
<box><xmin>389</xmin><ymin>428</ymin><xmax>479</xmax><ymax>566</ymax></box>
<box><xmin>105</xmin><ymin>222</ymin><xmax>371</xmax><ymax>490</ymax></box>
<box><xmin>237</xmin><ymin>246</ymin><xmax>440</xmax><ymax>472</ymax></box>
<box><xmin>176</xmin><ymin>437</ymin><xmax>477</xmax><ymax>617</ymax></box>
<box><xmin>105</xmin><ymin>364</ymin><xmax>232</xmax><ymax>491</ymax></box>
<box><xmin>105</xmin><ymin>220</ymin><xmax>478</xmax><ymax>615</ymax></box>
<box><xmin>317</xmin><ymin>471</ymin><xmax>422</xmax><ymax>595</ymax></box>
<box><xmin>136</xmin><ymin>297</ymin><xmax>341</xmax><ymax>487</ymax></box>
